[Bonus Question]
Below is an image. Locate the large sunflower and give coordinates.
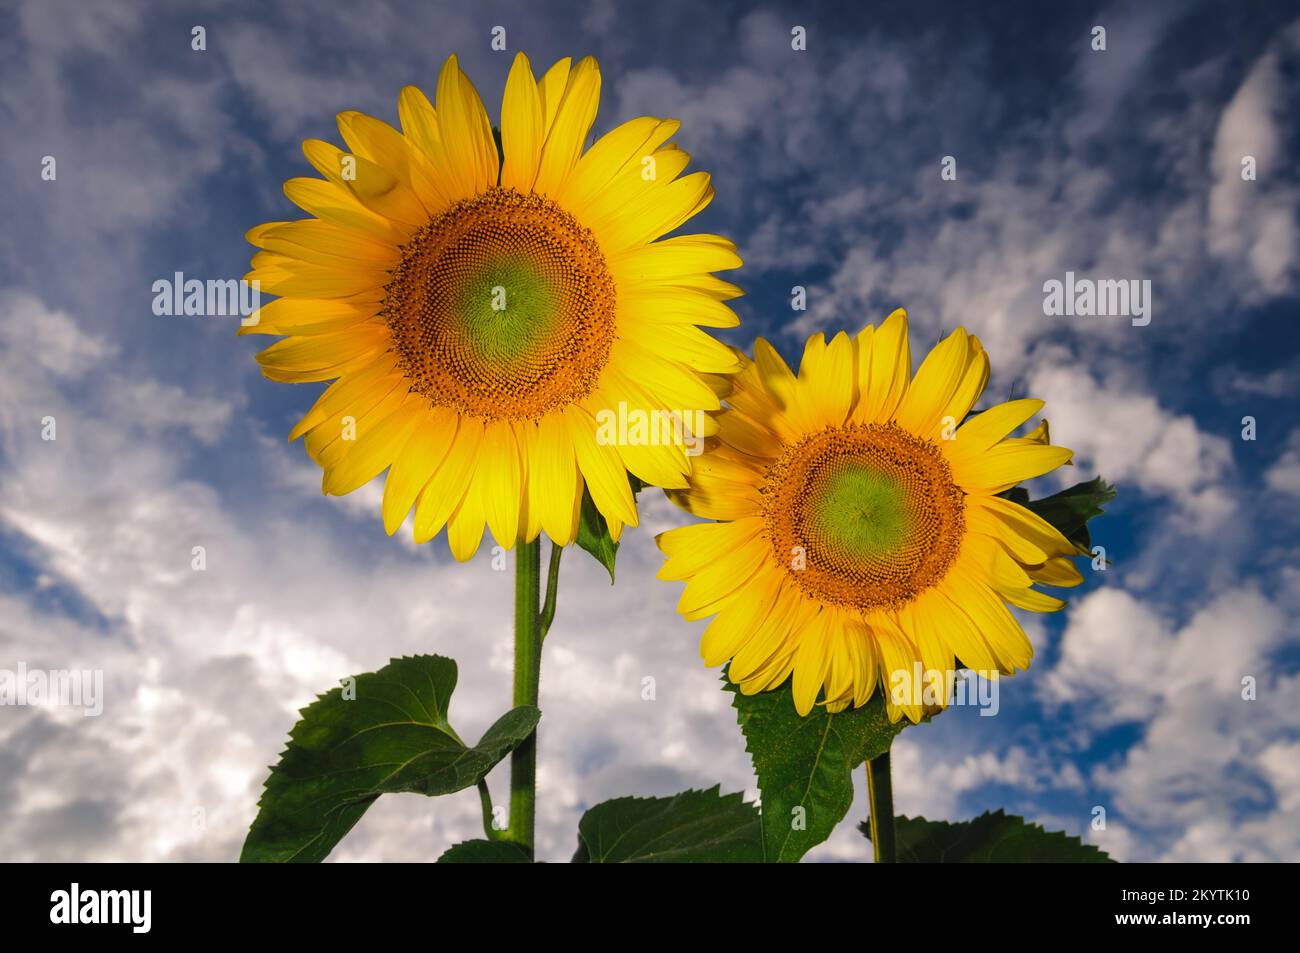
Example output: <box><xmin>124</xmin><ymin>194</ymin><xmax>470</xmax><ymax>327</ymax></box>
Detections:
<box><xmin>657</xmin><ymin>310</ymin><xmax>1085</xmax><ymax>722</ymax></box>
<box><xmin>242</xmin><ymin>53</ymin><xmax>742</xmax><ymax>559</ymax></box>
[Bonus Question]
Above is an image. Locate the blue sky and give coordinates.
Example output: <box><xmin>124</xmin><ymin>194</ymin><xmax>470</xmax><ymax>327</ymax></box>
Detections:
<box><xmin>1</xmin><ymin>0</ymin><xmax>1298</xmax><ymax>862</ymax></box>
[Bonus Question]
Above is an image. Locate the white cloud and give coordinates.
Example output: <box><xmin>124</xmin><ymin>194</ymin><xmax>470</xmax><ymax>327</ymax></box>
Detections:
<box><xmin>1208</xmin><ymin>40</ymin><xmax>1300</xmax><ymax>298</ymax></box>
<box><xmin>1216</xmin><ymin>362</ymin><xmax>1300</xmax><ymax>398</ymax></box>
<box><xmin>1043</xmin><ymin>586</ymin><xmax>1284</xmax><ymax>720</ymax></box>
<box><xmin>1028</xmin><ymin>360</ymin><xmax>1235</xmax><ymax>531</ymax></box>
<box><xmin>1099</xmin><ymin>670</ymin><xmax>1300</xmax><ymax>862</ymax></box>
<box><xmin>1040</xmin><ymin>588</ymin><xmax>1171</xmax><ymax>724</ymax></box>
<box><xmin>1264</xmin><ymin>428</ymin><xmax>1300</xmax><ymax>496</ymax></box>
<box><xmin>1042</xmin><ymin>581</ymin><xmax>1296</xmax><ymax>860</ymax></box>
<box><xmin>1065</xmin><ymin>4</ymin><xmax>1188</xmax><ymax>147</ymax></box>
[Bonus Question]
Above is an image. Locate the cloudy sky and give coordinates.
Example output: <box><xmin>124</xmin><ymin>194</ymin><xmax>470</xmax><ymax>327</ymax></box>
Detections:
<box><xmin>1</xmin><ymin>0</ymin><xmax>1298</xmax><ymax>863</ymax></box>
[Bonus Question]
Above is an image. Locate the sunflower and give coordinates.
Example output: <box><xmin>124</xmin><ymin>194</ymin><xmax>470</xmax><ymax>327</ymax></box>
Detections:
<box><xmin>241</xmin><ymin>53</ymin><xmax>742</xmax><ymax>559</ymax></box>
<box><xmin>656</xmin><ymin>310</ymin><xmax>1085</xmax><ymax>722</ymax></box>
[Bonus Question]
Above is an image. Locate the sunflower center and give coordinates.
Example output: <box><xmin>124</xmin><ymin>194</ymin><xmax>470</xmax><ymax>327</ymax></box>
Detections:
<box><xmin>382</xmin><ymin>187</ymin><xmax>616</xmax><ymax>420</ymax></box>
<box><xmin>761</xmin><ymin>423</ymin><xmax>965</xmax><ymax>612</ymax></box>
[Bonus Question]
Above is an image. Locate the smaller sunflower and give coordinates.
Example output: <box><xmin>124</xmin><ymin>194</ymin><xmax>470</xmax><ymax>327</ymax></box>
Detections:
<box><xmin>657</xmin><ymin>310</ymin><xmax>1085</xmax><ymax>722</ymax></box>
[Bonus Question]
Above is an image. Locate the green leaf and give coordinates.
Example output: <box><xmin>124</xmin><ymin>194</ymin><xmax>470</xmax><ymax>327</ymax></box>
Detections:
<box><xmin>727</xmin><ymin>675</ymin><xmax>911</xmax><ymax>862</ymax></box>
<box><xmin>1000</xmin><ymin>486</ymin><xmax>1030</xmax><ymax>505</ymax></box>
<box><xmin>1004</xmin><ymin>477</ymin><xmax>1116</xmax><ymax>552</ymax></box>
<box><xmin>573</xmin><ymin>476</ymin><xmax>645</xmax><ymax>584</ymax></box>
<box><xmin>859</xmin><ymin>810</ymin><xmax>1114</xmax><ymax>862</ymax></box>
<box><xmin>241</xmin><ymin>654</ymin><xmax>539</xmax><ymax>863</ymax></box>
<box><xmin>575</xmin><ymin>488</ymin><xmax>619</xmax><ymax>584</ymax></box>
<box><xmin>572</xmin><ymin>786</ymin><xmax>762</xmax><ymax>862</ymax></box>
<box><xmin>438</xmin><ymin>839</ymin><xmax>533</xmax><ymax>863</ymax></box>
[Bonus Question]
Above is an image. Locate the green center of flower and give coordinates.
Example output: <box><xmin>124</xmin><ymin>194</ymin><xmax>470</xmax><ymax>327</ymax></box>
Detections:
<box><xmin>451</xmin><ymin>257</ymin><xmax>560</xmax><ymax>366</ymax></box>
<box><xmin>761</xmin><ymin>423</ymin><xmax>966</xmax><ymax>612</ymax></box>
<box><xmin>384</xmin><ymin>188</ymin><xmax>616</xmax><ymax>420</ymax></box>
<box><xmin>806</xmin><ymin>462</ymin><xmax>911</xmax><ymax>559</ymax></box>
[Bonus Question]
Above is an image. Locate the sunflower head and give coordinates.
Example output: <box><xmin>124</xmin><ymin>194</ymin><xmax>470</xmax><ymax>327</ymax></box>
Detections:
<box><xmin>657</xmin><ymin>309</ymin><xmax>1085</xmax><ymax>722</ymax></box>
<box><xmin>242</xmin><ymin>53</ymin><xmax>743</xmax><ymax>559</ymax></box>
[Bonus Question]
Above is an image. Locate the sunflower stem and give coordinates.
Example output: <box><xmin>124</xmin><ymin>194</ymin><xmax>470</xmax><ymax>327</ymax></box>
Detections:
<box><xmin>866</xmin><ymin>751</ymin><xmax>896</xmax><ymax>863</ymax></box>
<box><xmin>477</xmin><ymin>779</ymin><xmax>501</xmax><ymax>841</ymax></box>
<box><xmin>507</xmin><ymin>537</ymin><xmax>543</xmax><ymax>857</ymax></box>
<box><xmin>538</xmin><ymin>542</ymin><xmax>562</xmax><ymax>642</ymax></box>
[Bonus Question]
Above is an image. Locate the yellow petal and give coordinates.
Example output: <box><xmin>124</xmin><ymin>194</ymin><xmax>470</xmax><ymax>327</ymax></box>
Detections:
<box><xmin>397</xmin><ymin>84</ymin><xmax>443</xmax><ymax>162</ymax></box>
<box><xmin>729</xmin><ymin>578</ymin><xmax>812</xmax><ymax>682</ymax></box>
<box><xmin>664</xmin><ymin>451</ymin><xmax>763</xmax><ymax>521</ymax></box>
<box><xmin>1028</xmin><ymin>556</ymin><xmax>1086</xmax><ymax>588</ymax></box>
<box><xmin>968</xmin><ymin>493</ymin><xmax>1074</xmax><ymax>560</ymax></box>
<box><xmin>282</xmin><ymin>177</ymin><xmax>409</xmax><ymax>244</ymax></box>
<box><xmin>555</xmin><ymin>117</ymin><xmax>680</xmax><ymax>216</ymax></box>
<box><xmin>311</xmin><ymin>382</ymin><xmax>409</xmax><ymax>469</ymax></box>
<box><xmin>382</xmin><ymin>407</ymin><xmax>458</xmax><ymax>534</ymax></box>
<box><xmin>938</xmin><ymin>336</ymin><xmax>989</xmax><ymax>431</ymax></box>
<box><xmin>912</xmin><ymin>586</ymin><xmax>999</xmax><ymax>674</ymax></box>
<box><xmin>791</xmin><ymin>610</ymin><xmax>835</xmax><ymax>716</ymax></box>
<box><xmin>288</xmin><ymin>353</ymin><xmax>401</xmax><ymax>441</ymax></box>
<box><xmin>480</xmin><ymin>420</ymin><xmax>523</xmax><ymax>548</ymax></box>
<box><xmin>533</xmin><ymin>56</ymin><xmax>601</xmax><ymax>197</ymax></box>
<box><xmin>716</xmin><ymin>409</ymin><xmax>784</xmax><ymax>460</ymax></box>
<box><xmin>620</xmin><ymin>322</ymin><xmax>741</xmax><ymax>374</ymax></box>
<box><xmin>676</xmin><ymin>535</ymin><xmax>770</xmax><ymax>620</ymax></box>
<box><xmin>965</xmin><ymin>499</ymin><xmax>1052</xmax><ymax>564</ymax></box>
<box><xmin>798</xmin><ymin>329</ymin><xmax>854</xmax><ymax>428</ymax></box>
<box><xmin>304</xmin><ymin>135</ymin><xmax>427</xmax><ymax>227</ymax></box>
<box><xmin>859</xmin><ymin>308</ymin><xmax>910</xmax><ymax>423</ymax></box>
<box><xmin>336</xmin><ymin>110</ymin><xmax>448</xmax><ymax>217</ymax></box>
<box><xmin>620</xmin><ymin>288</ymin><xmax>740</xmax><ymax>328</ymax></box>
<box><xmin>247</xmin><ymin>219</ymin><xmax>398</xmax><ymax>268</ymax></box>
<box><xmin>898</xmin><ymin>601</ymin><xmax>954</xmax><ymax>691</ymax></box>
<box><xmin>500</xmin><ymin>52</ymin><xmax>544</xmax><ymax>192</ymax></box>
<box><xmin>434</xmin><ymin>54</ymin><xmax>499</xmax><ymax>198</ymax></box>
<box><xmin>699</xmin><ymin>575</ymin><xmax>781</xmax><ymax>667</ymax></box>
<box><xmin>950</xmin><ymin>443</ymin><xmax>1074</xmax><ymax>493</ymax></box>
<box><xmin>613</xmin><ymin>339</ymin><xmax>721</xmax><ymax>411</ymax></box>
<box><xmin>657</xmin><ymin>517</ymin><xmax>764</xmax><ymax>581</ymax></box>
<box><xmin>942</xmin><ymin>398</ymin><xmax>1044</xmax><ymax>465</ymax></box>
<box><xmin>530</xmin><ymin>411</ymin><xmax>582</xmax><ymax>545</ymax></box>
<box><xmin>941</xmin><ymin>564</ymin><xmax>1033</xmax><ymax>673</ymax></box>
<box><xmin>536</xmin><ymin>57</ymin><xmax>572</xmax><ymax>134</ymax></box>
<box><xmin>323</xmin><ymin>394</ymin><xmax>421</xmax><ymax>495</ymax></box>
<box><xmin>564</xmin><ymin>404</ymin><xmax>637</xmax><ymax>527</ymax></box>
<box><xmin>413</xmin><ymin>417</ymin><xmax>484</xmax><ymax>543</ymax></box>
<box><xmin>446</xmin><ymin>477</ymin><xmax>488</xmax><ymax>561</ymax></box>
<box><xmin>256</xmin><ymin>326</ymin><xmax>388</xmax><ymax>373</ymax></box>
<box><xmin>240</xmin><ymin>296</ymin><xmax>380</xmax><ymax>338</ymax></box>
<box><xmin>515</xmin><ymin>421</ymin><xmax>543</xmax><ymax>544</ymax></box>
<box><xmin>246</xmin><ymin>258</ymin><xmax>387</xmax><ymax>298</ymax></box>
<box><xmin>894</xmin><ymin>327</ymin><xmax>970</xmax><ymax>435</ymax></box>
<box><xmin>872</xmin><ymin>615</ymin><xmax>925</xmax><ymax>723</ymax></box>
<box><xmin>610</xmin><ymin>233</ymin><xmax>742</xmax><ymax>279</ymax></box>
<box><xmin>595</xmin><ymin>169</ymin><xmax>713</xmax><ymax>251</ymax></box>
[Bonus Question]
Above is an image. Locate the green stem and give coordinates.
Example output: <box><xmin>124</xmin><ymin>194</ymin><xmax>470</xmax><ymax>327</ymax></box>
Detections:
<box><xmin>539</xmin><ymin>542</ymin><xmax>562</xmax><ymax>640</ymax></box>
<box><xmin>506</xmin><ymin>537</ymin><xmax>543</xmax><ymax>856</ymax></box>
<box><xmin>477</xmin><ymin>779</ymin><xmax>501</xmax><ymax>841</ymax></box>
<box><xmin>866</xmin><ymin>751</ymin><xmax>896</xmax><ymax>863</ymax></box>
